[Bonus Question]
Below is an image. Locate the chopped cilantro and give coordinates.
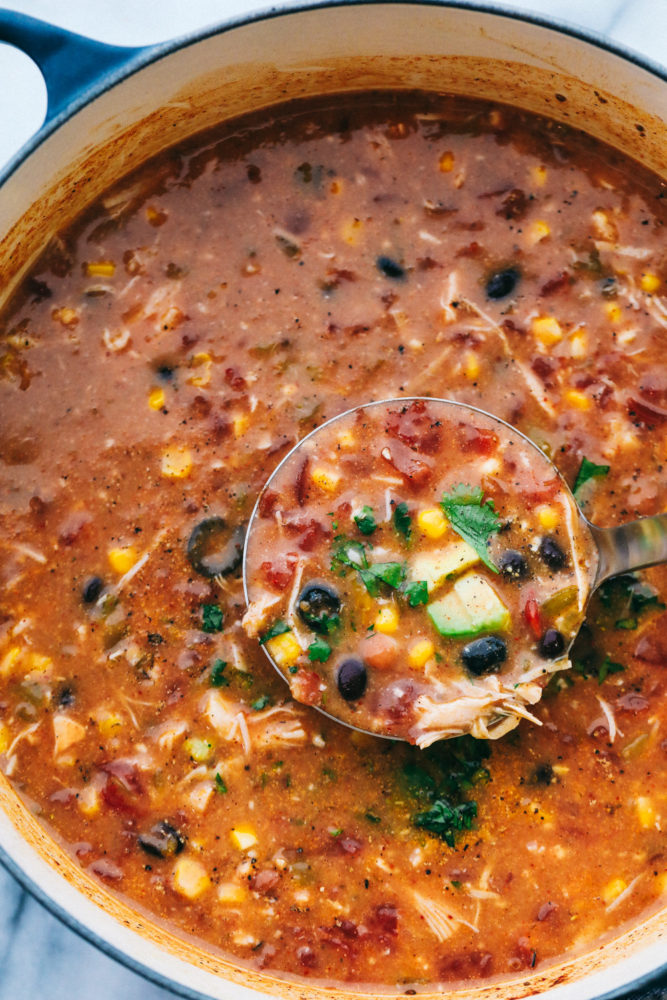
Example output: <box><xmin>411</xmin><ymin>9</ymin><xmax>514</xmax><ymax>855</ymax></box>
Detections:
<box><xmin>354</xmin><ymin>505</ymin><xmax>377</xmax><ymax>535</ymax></box>
<box><xmin>440</xmin><ymin>484</ymin><xmax>500</xmax><ymax>572</ymax></box>
<box><xmin>331</xmin><ymin>536</ymin><xmax>369</xmax><ymax>571</ymax></box>
<box><xmin>288</xmin><ymin>665</ymin><xmax>299</xmax><ymax>674</ymax></box>
<box><xmin>201</xmin><ymin>604</ymin><xmax>223</xmax><ymax>633</ymax></box>
<box><xmin>210</xmin><ymin>658</ymin><xmax>229</xmax><ymax>687</ymax></box>
<box><xmin>414</xmin><ymin>798</ymin><xmax>477</xmax><ymax>847</ymax></box>
<box><xmin>573</xmin><ymin>456</ymin><xmax>610</xmax><ymax>499</ymax></box>
<box><xmin>615</xmin><ymin>617</ymin><xmax>638</xmax><ymax>630</ymax></box>
<box><xmin>251</xmin><ymin>694</ymin><xmax>272</xmax><ymax>711</ymax></box>
<box><xmin>597</xmin><ymin>654</ymin><xmax>626</xmax><ymax>684</ymax></box>
<box><xmin>328</xmin><ymin>827</ymin><xmax>343</xmax><ymax>837</ymax></box>
<box><xmin>403</xmin><ymin>580</ymin><xmax>428</xmax><ymax>606</ymax></box>
<box><xmin>451</xmin><ymin>879</ymin><xmax>462</xmax><ymax>889</ymax></box>
<box><xmin>393</xmin><ymin>501</ymin><xmax>412</xmax><ymax>541</ymax></box>
<box><xmin>215</xmin><ymin>772</ymin><xmax>227</xmax><ymax>794</ymax></box>
<box><xmin>370</xmin><ymin>561</ymin><xmax>406</xmax><ymax>588</ymax></box>
<box><xmin>308</xmin><ymin>636</ymin><xmax>332</xmax><ymax>662</ymax></box>
<box><xmin>259</xmin><ymin>620</ymin><xmax>291</xmax><ymax>644</ymax></box>
<box><xmin>358</xmin><ymin>567</ymin><xmax>380</xmax><ymax>597</ymax></box>
<box><xmin>597</xmin><ymin>574</ymin><xmax>664</xmax><ymax>620</ymax></box>
<box><xmin>365</xmin><ymin>812</ymin><xmax>381</xmax><ymax>824</ymax></box>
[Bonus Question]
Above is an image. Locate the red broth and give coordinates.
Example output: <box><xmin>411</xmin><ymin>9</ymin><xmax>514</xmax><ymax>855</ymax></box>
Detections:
<box><xmin>0</xmin><ymin>93</ymin><xmax>665</xmax><ymax>988</ymax></box>
<box><xmin>244</xmin><ymin>398</ymin><xmax>597</xmax><ymax>744</ymax></box>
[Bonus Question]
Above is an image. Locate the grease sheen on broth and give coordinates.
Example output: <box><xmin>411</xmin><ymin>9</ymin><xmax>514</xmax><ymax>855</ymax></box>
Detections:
<box><xmin>0</xmin><ymin>93</ymin><xmax>665</xmax><ymax>989</ymax></box>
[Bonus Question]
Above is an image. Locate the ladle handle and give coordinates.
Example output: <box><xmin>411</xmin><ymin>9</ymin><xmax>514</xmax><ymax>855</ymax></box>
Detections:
<box><xmin>589</xmin><ymin>514</ymin><xmax>667</xmax><ymax>585</ymax></box>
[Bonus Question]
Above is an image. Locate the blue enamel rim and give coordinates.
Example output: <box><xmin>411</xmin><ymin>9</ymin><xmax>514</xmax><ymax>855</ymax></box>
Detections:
<box><xmin>0</xmin><ymin>3</ymin><xmax>665</xmax><ymax>999</ymax></box>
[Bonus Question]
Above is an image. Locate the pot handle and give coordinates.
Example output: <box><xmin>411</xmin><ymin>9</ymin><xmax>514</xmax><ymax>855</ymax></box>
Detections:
<box><xmin>0</xmin><ymin>9</ymin><xmax>150</xmax><ymax>125</ymax></box>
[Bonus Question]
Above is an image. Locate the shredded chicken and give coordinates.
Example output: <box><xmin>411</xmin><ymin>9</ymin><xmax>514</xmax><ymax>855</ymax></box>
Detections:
<box><xmin>412</xmin><ymin>889</ymin><xmax>478</xmax><ymax>941</ymax></box>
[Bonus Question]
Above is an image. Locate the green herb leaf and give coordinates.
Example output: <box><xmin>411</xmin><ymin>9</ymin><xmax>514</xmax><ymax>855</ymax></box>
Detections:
<box><xmin>210</xmin><ymin>658</ymin><xmax>229</xmax><ymax>687</ymax></box>
<box><xmin>440</xmin><ymin>484</ymin><xmax>500</xmax><ymax>571</ymax></box>
<box><xmin>573</xmin><ymin>457</ymin><xmax>610</xmax><ymax>498</ymax></box>
<box><xmin>251</xmin><ymin>694</ymin><xmax>272</xmax><ymax>711</ymax></box>
<box><xmin>365</xmin><ymin>812</ymin><xmax>381</xmax><ymax>824</ymax></box>
<box><xmin>404</xmin><ymin>580</ymin><xmax>428</xmax><ymax>607</ymax></box>
<box><xmin>354</xmin><ymin>505</ymin><xmax>377</xmax><ymax>536</ymax></box>
<box><xmin>615</xmin><ymin>617</ymin><xmax>638</xmax><ymax>631</ymax></box>
<box><xmin>259</xmin><ymin>620</ymin><xmax>291</xmax><ymax>644</ymax></box>
<box><xmin>358</xmin><ymin>567</ymin><xmax>381</xmax><ymax>596</ymax></box>
<box><xmin>597</xmin><ymin>654</ymin><xmax>625</xmax><ymax>684</ymax></box>
<box><xmin>414</xmin><ymin>798</ymin><xmax>477</xmax><ymax>847</ymax></box>
<box><xmin>370</xmin><ymin>561</ymin><xmax>406</xmax><ymax>589</ymax></box>
<box><xmin>201</xmin><ymin>604</ymin><xmax>223</xmax><ymax>633</ymax></box>
<box><xmin>393</xmin><ymin>501</ymin><xmax>412</xmax><ymax>541</ymax></box>
<box><xmin>308</xmin><ymin>636</ymin><xmax>332</xmax><ymax>662</ymax></box>
<box><xmin>288</xmin><ymin>665</ymin><xmax>298</xmax><ymax>674</ymax></box>
<box><xmin>328</xmin><ymin>827</ymin><xmax>343</xmax><ymax>837</ymax></box>
<box><xmin>331</xmin><ymin>536</ymin><xmax>369</xmax><ymax>571</ymax></box>
<box><xmin>215</xmin><ymin>772</ymin><xmax>227</xmax><ymax>794</ymax></box>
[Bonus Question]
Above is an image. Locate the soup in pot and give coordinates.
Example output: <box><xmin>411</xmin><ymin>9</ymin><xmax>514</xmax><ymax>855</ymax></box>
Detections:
<box><xmin>0</xmin><ymin>92</ymin><xmax>665</xmax><ymax>989</ymax></box>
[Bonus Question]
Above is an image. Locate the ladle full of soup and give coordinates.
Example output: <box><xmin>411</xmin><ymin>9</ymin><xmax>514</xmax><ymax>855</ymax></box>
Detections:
<box><xmin>243</xmin><ymin>398</ymin><xmax>667</xmax><ymax>746</ymax></box>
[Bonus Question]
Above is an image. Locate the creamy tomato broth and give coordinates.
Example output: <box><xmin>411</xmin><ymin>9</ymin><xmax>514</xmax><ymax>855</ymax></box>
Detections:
<box><xmin>0</xmin><ymin>93</ymin><xmax>666</xmax><ymax>988</ymax></box>
<box><xmin>244</xmin><ymin>398</ymin><xmax>597</xmax><ymax>745</ymax></box>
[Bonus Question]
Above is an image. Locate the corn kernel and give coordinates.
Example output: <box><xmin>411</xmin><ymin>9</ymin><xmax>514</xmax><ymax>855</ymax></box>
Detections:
<box><xmin>537</xmin><ymin>505</ymin><xmax>560</xmax><ymax>531</ymax></box>
<box><xmin>98</xmin><ymin>713</ymin><xmax>122</xmax><ymax>738</ymax></box>
<box><xmin>266</xmin><ymin>631</ymin><xmax>302</xmax><ymax>668</ymax></box>
<box><xmin>218</xmin><ymin>882</ymin><xmax>247</xmax><ymax>904</ymax></box>
<box><xmin>230</xmin><ymin>824</ymin><xmax>258</xmax><ymax>851</ymax></box>
<box><xmin>188</xmin><ymin>352</ymin><xmax>212</xmax><ymax>388</ymax></box>
<box><xmin>528</xmin><ymin>220</ymin><xmax>551</xmax><ymax>244</ymax></box>
<box><xmin>108</xmin><ymin>546</ymin><xmax>139</xmax><ymax>575</ymax></box>
<box><xmin>341</xmin><ymin>218</ymin><xmax>363</xmax><ymax>246</ymax></box>
<box><xmin>337</xmin><ymin>430</ymin><xmax>356</xmax><ymax>449</ymax></box>
<box><xmin>417</xmin><ymin>508</ymin><xmax>449</xmax><ymax>539</ymax></box>
<box><xmin>592</xmin><ymin>209</ymin><xmax>615</xmax><ymax>240</ymax></box>
<box><xmin>146</xmin><ymin>205</ymin><xmax>167</xmax><ymax>227</ymax></box>
<box><xmin>52</xmin><ymin>306</ymin><xmax>79</xmax><ymax>327</ymax></box>
<box><xmin>530</xmin><ymin>165</ymin><xmax>548</xmax><ymax>186</ymax></box>
<box><xmin>0</xmin><ymin>723</ymin><xmax>9</xmax><ymax>754</ymax></box>
<box><xmin>161</xmin><ymin>445</ymin><xmax>193</xmax><ymax>479</ymax></box>
<box><xmin>184</xmin><ymin>737</ymin><xmax>214</xmax><ymax>763</ymax></box>
<box><xmin>349</xmin><ymin>730</ymin><xmax>376</xmax><ymax>749</ymax></box>
<box><xmin>408</xmin><ymin>639</ymin><xmax>435</xmax><ymax>669</ymax></box>
<box><xmin>532</xmin><ymin>315</ymin><xmax>563</xmax><ymax>346</ymax></box>
<box><xmin>0</xmin><ymin>646</ymin><xmax>22</xmax><ymax>678</ymax></box>
<box><xmin>233</xmin><ymin>414</ymin><xmax>249</xmax><ymax>437</ymax></box>
<box><xmin>374</xmin><ymin>606</ymin><xmax>399</xmax><ymax>634</ymax></box>
<box><xmin>564</xmin><ymin>389</ymin><xmax>591</xmax><ymax>411</ymax></box>
<box><xmin>602</xmin><ymin>877</ymin><xmax>627</xmax><ymax>905</ymax></box>
<box><xmin>311</xmin><ymin>466</ymin><xmax>341</xmax><ymax>493</ymax></box>
<box><xmin>461</xmin><ymin>351</ymin><xmax>480</xmax><ymax>380</ymax></box>
<box><xmin>640</xmin><ymin>272</ymin><xmax>661</xmax><ymax>294</ymax></box>
<box><xmin>27</xmin><ymin>651</ymin><xmax>52</xmax><ymax>674</ymax></box>
<box><xmin>605</xmin><ymin>302</ymin><xmax>623</xmax><ymax>323</ymax></box>
<box><xmin>77</xmin><ymin>784</ymin><xmax>100</xmax><ymax>817</ymax></box>
<box><xmin>329</xmin><ymin>179</ymin><xmax>343</xmax><ymax>195</ymax></box>
<box><xmin>569</xmin><ymin>329</ymin><xmax>588</xmax><ymax>359</ymax></box>
<box><xmin>636</xmin><ymin>796</ymin><xmax>656</xmax><ymax>829</ymax></box>
<box><xmin>173</xmin><ymin>857</ymin><xmax>210</xmax><ymax>899</ymax></box>
<box><xmin>438</xmin><ymin>151</ymin><xmax>455</xmax><ymax>173</ymax></box>
<box><xmin>148</xmin><ymin>387</ymin><xmax>165</xmax><ymax>410</ymax></box>
<box><xmin>85</xmin><ymin>261</ymin><xmax>116</xmax><ymax>278</ymax></box>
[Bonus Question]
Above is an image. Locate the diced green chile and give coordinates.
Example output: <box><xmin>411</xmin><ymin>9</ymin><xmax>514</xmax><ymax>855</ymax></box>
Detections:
<box><xmin>187</xmin><ymin>517</ymin><xmax>245</xmax><ymax>578</ymax></box>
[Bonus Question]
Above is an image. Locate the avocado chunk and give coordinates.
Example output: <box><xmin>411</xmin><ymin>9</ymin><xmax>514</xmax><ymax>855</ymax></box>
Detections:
<box><xmin>410</xmin><ymin>541</ymin><xmax>480</xmax><ymax>596</ymax></box>
<box><xmin>427</xmin><ymin>572</ymin><xmax>511</xmax><ymax>638</ymax></box>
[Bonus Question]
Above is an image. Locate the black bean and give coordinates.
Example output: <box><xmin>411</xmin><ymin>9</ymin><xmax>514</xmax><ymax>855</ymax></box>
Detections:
<box><xmin>461</xmin><ymin>636</ymin><xmax>507</xmax><ymax>676</ymax></box>
<box><xmin>538</xmin><ymin>628</ymin><xmax>565</xmax><ymax>659</ymax></box>
<box><xmin>82</xmin><ymin>576</ymin><xmax>104</xmax><ymax>604</ymax></box>
<box><xmin>497</xmin><ymin>549</ymin><xmax>528</xmax><ymax>579</ymax></box>
<box><xmin>337</xmin><ymin>658</ymin><xmax>367</xmax><ymax>700</ymax></box>
<box><xmin>57</xmin><ymin>686</ymin><xmax>75</xmax><ymax>708</ymax></box>
<box><xmin>186</xmin><ymin>517</ymin><xmax>245</xmax><ymax>578</ymax></box>
<box><xmin>297</xmin><ymin>583</ymin><xmax>341</xmax><ymax>633</ymax></box>
<box><xmin>138</xmin><ymin>820</ymin><xmax>185</xmax><ymax>859</ymax></box>
<box><xmin>376</xmin><ymin>256</ymin><xmax>406</xmax><ymax>280</ymax></box>
<box><xmin>156</xmin><ymin>363</ymin><xmax>176</xmax><ymax>381</ymax></box>
<box><xmin>485</xmin><ymin>266</ymin><xmax>520</xmax><ymax>300</ymax></box>
<box><xmin>539</xmin><ymin>536</ymin><xmax>566</xmax><ymax>570</ymax></box>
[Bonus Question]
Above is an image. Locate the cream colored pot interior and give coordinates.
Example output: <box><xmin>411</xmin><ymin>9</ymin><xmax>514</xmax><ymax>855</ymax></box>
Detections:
<box><xmin>0</xmin><ymin>5</ymin><xmax>665</xmax><ymax>1000</ymax></box>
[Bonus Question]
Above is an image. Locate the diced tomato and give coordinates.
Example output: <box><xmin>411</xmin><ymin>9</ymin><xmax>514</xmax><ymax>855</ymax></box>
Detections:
<box><xmin>523</xmin><ymin>597</ymin><xmax>542</xmax><ymax>638</ymax></box>
<box><xmin>386</xmin><ymin>399</ymin><xmax>442</xmax><ymax>455</ymax></box>
<box><xmin>261</xmin><ymin>552</ymin><xmax>298</xmax><ymax>591</ymax></box>
<box><xmin>381</xmin><ymin>438</ymin><xmax>432</xmax><ymax>490</ymax></box>
<box><xmin>338</xmin><ymin>836</ymin><xmax>364</xmax><ymax>856</ymax></box>
<box><xmin>294</xmin><ymin>456</ymin><xmax>310</xmax><ymax>506</ymax></box>
<box><xmin>284</xmin><ymin>517</ymin><xmax>330</xmax><ymax>552</ymax></box>
<box><xmin>616</xmin><ymin>692</ymin><xmax>649</xmax><ymax>714</ymax></box>
<box><xmin>627</xmin><ymin>396</ymin><xmax>667</xmax><ymax>426</ymax></box>
<box><xmin>371</xmin><ymin>903</ymin><xmax>398</xmax><ymax>934</ymax></box>
<box><xmin>634</xmin><ymin>613</ymin><xmax>667</xmax><ymax>664</ymax></box>
<box><xmin>456</xmin><ymin>422</ymin><xmax>498</xmax><ymax>456</ymax></box>
<box><xmin>291</xmin><ymin>669</ymin><xmax>322</xmax><ymax>706</ymax></box>
<box><xmin>540</xmin><ymin>272</ymin><xmax>571</xmax><ymax>296</ymax></box>
<box><xmin>258</xmin><ymin>489</ymin><xmax>278</xmax><ymax>518</ymax></box>
<box><xmin>224</xmin><ymin>366</ymin><xmax>247</xmax><ymax>391</ymax></box>
<box><xmin>361</xmin><ymin>632</ymin><xmax>399</xmax><ymax>670</ymax></box>
<box><xmin>101</xmin><ymin>760</ymin><xmax>145</xmax><ymax>814</ymax></box>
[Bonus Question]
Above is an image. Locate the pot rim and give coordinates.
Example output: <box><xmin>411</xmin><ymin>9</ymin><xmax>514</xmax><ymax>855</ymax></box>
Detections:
<box><xmin>0</xmin><ymin>3</ymin><xmax>665</xmax><ymax>999</ymax></box>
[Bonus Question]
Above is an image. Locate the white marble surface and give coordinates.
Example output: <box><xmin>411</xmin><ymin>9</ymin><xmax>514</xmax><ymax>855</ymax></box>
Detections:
<box><xmin>0</xmin><ymin>1</ymin><xmax>664</xmax><ymax>998</ymax></box>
